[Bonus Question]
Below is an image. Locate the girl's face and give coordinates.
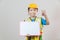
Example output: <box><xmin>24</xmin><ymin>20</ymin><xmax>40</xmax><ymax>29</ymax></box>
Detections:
<box><xmin>28</xmin><ymin>8</ymin><xmax>38</xmax><ymax>17</ymax></box>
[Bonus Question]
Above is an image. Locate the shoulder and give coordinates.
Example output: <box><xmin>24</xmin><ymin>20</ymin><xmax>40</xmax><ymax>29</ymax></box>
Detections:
<box><xmin>35</xmin><ymin>16</ymin><xmax>42</xmax><ymax>22</ymax></box>
<box><xmin>36</xmin><ymin>16</ymin><xmax>42</xmax><ymax>20</ymax></box>
<box><xmin>24</xmin><ymin>17</ymin><xmax>30</xmax><ymax>21</ymax></box>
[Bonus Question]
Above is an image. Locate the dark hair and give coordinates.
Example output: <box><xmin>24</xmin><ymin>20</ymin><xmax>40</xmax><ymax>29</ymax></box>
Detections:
<box><xmin>28</xmin><ymin>7</ymin><xmax>38</xmax><ymax>11</ymax></box>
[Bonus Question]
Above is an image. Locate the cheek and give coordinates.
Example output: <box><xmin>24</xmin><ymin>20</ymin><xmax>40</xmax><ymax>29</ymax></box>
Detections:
<box><xmin>28</xmin><ymin>11</ymin><xmax>33</xmax><ymax>14</ymax></box>
<box><xmin>28</xmin><ymin>12</ymin><xmax>32</xmax><ymax>15</ymax></box>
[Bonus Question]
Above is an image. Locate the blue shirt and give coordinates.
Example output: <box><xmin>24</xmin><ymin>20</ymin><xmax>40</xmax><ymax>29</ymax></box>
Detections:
<box><xmin>41</xmin><ymin>18</ymin><xmax>46</xmax><ymax>25</ymax></box>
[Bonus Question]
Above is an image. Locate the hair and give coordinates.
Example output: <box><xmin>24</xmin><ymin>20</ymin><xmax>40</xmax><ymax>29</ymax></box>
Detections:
<box><xmin>28</xmin><ymin>7</ymin><xmax>38</xmax><ymax>11</ymax></box>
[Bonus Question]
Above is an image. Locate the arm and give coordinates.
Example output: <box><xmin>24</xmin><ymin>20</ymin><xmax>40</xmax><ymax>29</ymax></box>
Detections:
<box><xmin>44</xmin><ymin>15</ymin><xmax>49</xmax><ymax>25</ymax></box>
<box><xmin>41</xmin><ymin>10</ymin><xmax>50</xmax><ymax>25</ymax></box>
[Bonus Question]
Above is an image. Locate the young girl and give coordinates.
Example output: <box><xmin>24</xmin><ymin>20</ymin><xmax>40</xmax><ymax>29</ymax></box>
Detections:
<box><xmin>24</xmin><ymin>3</ymin><xmax>49</xmax><ymax>40</ymax></box>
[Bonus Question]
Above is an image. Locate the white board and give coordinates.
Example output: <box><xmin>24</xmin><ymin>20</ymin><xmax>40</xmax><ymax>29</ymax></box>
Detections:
<box><xmin>20</xmin><ymin>22</ymin><xmax>40</xmax><ymax>36</ymax></box>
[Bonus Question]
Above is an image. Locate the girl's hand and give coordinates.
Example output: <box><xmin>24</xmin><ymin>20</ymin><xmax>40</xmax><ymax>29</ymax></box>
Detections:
<box><xmin>41</xmin><ymin>10</ymin><xmax>46</xmax><ymax>16</ymax></box>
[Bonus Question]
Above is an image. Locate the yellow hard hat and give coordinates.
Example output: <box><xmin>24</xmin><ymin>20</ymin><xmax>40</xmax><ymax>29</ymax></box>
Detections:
<box><xmin>28</xmin><ymin>3</ymin><xmax>38</xmax><ymax>8</ymax></box>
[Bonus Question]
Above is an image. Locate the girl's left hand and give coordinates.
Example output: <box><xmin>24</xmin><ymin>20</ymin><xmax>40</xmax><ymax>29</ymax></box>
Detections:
<box><xmin>41</xmin><ymin>10</ymin><xmax>46</xmax><ymax>16</ymax></box>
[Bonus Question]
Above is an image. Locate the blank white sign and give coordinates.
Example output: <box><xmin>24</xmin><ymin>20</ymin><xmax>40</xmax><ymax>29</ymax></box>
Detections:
<box><xmin>20</xmin><ymin>22</ymin><xmax>40</xmax><ymax>36</ymax></box>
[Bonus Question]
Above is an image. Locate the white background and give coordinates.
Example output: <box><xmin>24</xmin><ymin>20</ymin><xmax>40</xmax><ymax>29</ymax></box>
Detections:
<box><xmin>0</xmin><ymin>0</ymin><xmax>60</xmax><ymax>40</ymax></box>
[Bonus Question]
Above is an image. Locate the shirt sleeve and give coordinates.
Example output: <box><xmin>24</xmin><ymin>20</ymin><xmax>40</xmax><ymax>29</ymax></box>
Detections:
<box><xmin>41</xmin><ymin>18</ymin><xmax>47</xmax><ymax>25</ymax></box>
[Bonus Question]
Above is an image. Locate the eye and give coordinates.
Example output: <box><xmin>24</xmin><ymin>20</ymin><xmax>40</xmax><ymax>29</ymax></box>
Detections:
<box><xmin>30</xmin><ymin>10</ymin><xmax>32</xmax><ymax>11</ymax></box>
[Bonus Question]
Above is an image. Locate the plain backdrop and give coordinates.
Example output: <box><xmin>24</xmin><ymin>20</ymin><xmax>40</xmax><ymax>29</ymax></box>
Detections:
<box><xmin>0</xmin><ymin>0</ymin><xmax>60</xmax><ymax>40</ymax></box>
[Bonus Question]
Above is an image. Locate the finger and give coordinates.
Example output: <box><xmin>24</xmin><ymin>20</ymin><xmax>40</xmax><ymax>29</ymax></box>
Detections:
<box><xmin>41</xmin><ymin>10</ymin><xmax>46</xmax><ymax>13</ymax></box>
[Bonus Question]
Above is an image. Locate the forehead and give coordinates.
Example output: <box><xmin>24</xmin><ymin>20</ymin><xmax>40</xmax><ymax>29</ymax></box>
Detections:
<box><xmin>29</xmin><ymin>8</ymin><xmax>38</xmax><ymax>10</ymax></box>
